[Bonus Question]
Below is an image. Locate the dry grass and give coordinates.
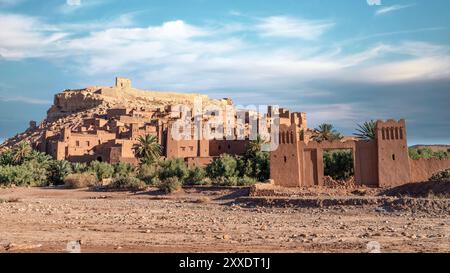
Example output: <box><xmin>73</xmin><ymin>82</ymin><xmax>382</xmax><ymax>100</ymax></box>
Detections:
<box><xmin>64</xmin><ymin>173</ymin><xmax>99</xmax><ymax>189</ymax></box>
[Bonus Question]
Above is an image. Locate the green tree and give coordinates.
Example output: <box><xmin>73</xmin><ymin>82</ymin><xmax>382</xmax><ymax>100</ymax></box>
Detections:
<box><xmin>206</xmin><ymin>155</ymin><xmax>239</xmax><ymax>179</ymax></box>
<box><xmin>48</xmin><ymin>160</ymin><xmax>72</xmax><ymax>185</ymax></box>
<box><xmin>158</xmin><ymin>158</ymin><xmax>189</xmax><ymax>182</ymax></box>
<box><xmin>312</xmin><ymin>124</ymin><xmax>343</xmax><ymax>142</ymax></box>
<box><xmin>323</xmin><ymin>150</ymin><xmax>354</xmax><ymax>180</ymax></box>
<box><xmin>89</xmin><ymin>161</ymin><xmax>114</xmax><ymax>181</ymax></box>
<box><xmin>11</xmin><ymin>141</ymin><xmax>32</xmax><ymax>165</ymax></box>
<box><xmin>133</xmin><ymin>135</ymin><xmax>162</xmax><ymax>165</ymax></box>
<box><xmin>113</xmin><ymin>162</ymin><xmax>135</xmax><ymax>178</ymax></box>
<box><xmin>0</xmin><ymin>149</ymin><xmax>14</xmax><ymax>166</ymax></box>
<box><xmin>354</xmin><ymin>120</ymin><xmax>376</xmax><ymax>141</ymax></box>
<box><xmin>246</xmin><ymin>134</ymin><xmax>267</xmax><ymax>157</ymax></box>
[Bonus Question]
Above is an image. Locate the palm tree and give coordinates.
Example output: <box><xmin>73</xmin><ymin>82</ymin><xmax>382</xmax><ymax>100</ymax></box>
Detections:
<box><xmin>354</xmin><ymin>121</ymin><xmax>376</xmax><ymax>141</ymax></box>
<box><xmin>12</xmin><ymin>141</ymin><xmax>32</xmax><ymax>165</ymax></box>
<box><xmin>246</xmin><ymin>134</ymin><xmax>267</xmax><ymax>156</ymax></box>
<box><xmin>133</xmin><ymin>135</ymin><xmax>162</xmax><ymax>165</ymax></box>
<box><xmin>312</xmin><ymin>124</ymin><xmax>343</xmax><ymax>142</ymax></box>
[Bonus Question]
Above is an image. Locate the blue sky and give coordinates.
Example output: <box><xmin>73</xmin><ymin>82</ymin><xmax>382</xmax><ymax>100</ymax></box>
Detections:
<box><xmin>0</xmin><ymin>0</ymin><xmax>449</xmax><ymax>145</ymax></box>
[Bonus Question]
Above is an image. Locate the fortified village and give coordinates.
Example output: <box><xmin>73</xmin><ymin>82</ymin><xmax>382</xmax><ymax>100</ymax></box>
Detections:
<box><xmin>2</xmin><ymin>77</ymin><xmax>449</xmax><ymax>188</ymax></box>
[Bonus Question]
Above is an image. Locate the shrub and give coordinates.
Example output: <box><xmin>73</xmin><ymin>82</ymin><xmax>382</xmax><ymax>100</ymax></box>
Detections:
<box><xmin>206</xmin><ymin>155</ymin><xmax>238</xmax><ymax>179</ymax></box>
<box><xmin>64</xmin><ymin>172</ymin><xmax>98</xmax><ymax>189</ymax></box>
<box><xmin>113</xmin><ymin>162</ymin><xmax>135</xmax><ymax>178</ymax></box>
<box><xmin>237</xmin><ymin>176</ymin><xmax>258</xmax><ymax>186</ymax></box>
<box><xmin>89</xmin><ymin>161</ymin><xmax>114</xmax><ymax>181</ymax></box>
<box><xmin>185</xmin><ymin>167</ymin><xmax>206</xmax><ymax>185</ymax></box>
<box><xmin>158</xmin><ymin>177</ymin><xmax>182</xmax><ymax>194</ymax></box>
<box><xmin>48</xmin><ymin>160</ymin><xmax>72</xmax><ymax>185</ymax></box>
<box><xmin>237</xmin><ymin>152</ymin><xmax>270</xmax><ymax>182</ymax></box>
<box><xmin>0</xmin><ymin>149</ymin><xmax>14</xmax><ymax>166</ymax></box>
<box><xmin>137</xmin><ymin>163</ymin><xmax>159</xmax><ymax>185</ymax></box>
<box><xmin>0</xmin><ymin>163</ymin><xmax>47</xmax><ymax>187</ymax></box>
<box><xmin>158</xmin><ymin>158</ymin><xmax>189</xmax><ymax>182</ymax></box>
<box><xmin>109</xmin><ymin>176</ymin><xmax>147</xmax><ymax>191</ymax></box>
<box><xmin>212</xmin><ymin>176</ymin><xmax>239</xmax><ymax>187</ymax></box>
<box><xmin>409</xmin><ymin>148</ymin><xmax>449</xmax><ymax>160</ymax></box>
<box><xmin>323</xmin><ymin>150</ymin><xmax>354</xmax><ymax>181</ymax></box>
<box><xmin>72</xmin><ymin>162</ymin><xmax>88</xmax><ymax>174</ymax></box>
<box><xmin>430</xmin><ymin>168</ymin><xmax>450</xmax><ymax>182</ymax></box>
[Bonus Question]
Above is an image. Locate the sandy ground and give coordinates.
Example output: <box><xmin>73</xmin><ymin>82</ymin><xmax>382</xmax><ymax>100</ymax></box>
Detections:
<box><xmin>0</xmin><ymin>187</ymin><xmax>448</xmax><ymax>253</ymax></box>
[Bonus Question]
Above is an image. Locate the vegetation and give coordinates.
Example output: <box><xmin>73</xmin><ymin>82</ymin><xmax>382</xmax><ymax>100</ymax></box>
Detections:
<box><xmin>0</xmin><ymin>135</ymin><xmax>269</xmax><ymax>190</ymax></box>
<box><xmin>158</xmin><ymin>177</ymin><xmax>182</xmax><ymax>194</ymax></box>
<box><xmin>109</xmin><ymin>176</ymin><xmax>147</xmax><ymax>191</ymax></box>
<box><xmin>323</xmin><ymin>150</ymin><xmax>354</xmax><ymax>180</ymax></box>
<box><xmin>185</xmin><ymin>167</ymin><xmax>207</xmax><ymax>185</ymax></box>
<box><xmin>48</xmin><ymin>160</ymin><xmax>72</xmax><ymax>185</ymax></box>
<box><xmin>113</xmin><ymin>162</ymin><xmax>136</xmax><ymax>178</ymax></box>
<box><xmin>64</xmin><ymin>173</ymin><xmax>98</xmax><ymax>189</ymax></box>
<box><xmin>72</xmin><ymin>162</ymin><xmax>88</xmax><ymax>174</ymax></box>
<box><xmin>429</xmin><ymin>168</ymin><xmax>450</xmax><ymax>182</ymax></box>
<box><xmin>312</xmin><ymin>124</ymin><xmax>343</xmax><ymax>142</ymax></box>
<box><xmin>88</xmin><ymin>161</ymin><xmax>114</xmax><ymax>181</ymax></box>
<box><xmin>158</xmin><ymin>158</ymin><xmax>189</xmax><ymax>182</ymax></box>
<box><xmin>132</xmin><ymin>135</ymin><xmax>162</xmax><ymax>165</ymax></box>
<box><xmin>354</xmin><ymin>120</ymin><xmax>376</xmax><ymax>141</ymax></box>
<box><xmin>409</xmin><ymin>147</ymin><xmax>450</xmax><ymax>160</ymax></box>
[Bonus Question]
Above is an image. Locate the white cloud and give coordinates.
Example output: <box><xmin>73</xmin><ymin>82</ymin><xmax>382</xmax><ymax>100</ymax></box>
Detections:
<box><xmin>257</xmin><ymin>16</ymin><xmax>334</xmax><ymax>40</ymax></box>
<box><xmin>375</xmin><ymin>4</ymin><xmax>416</xmax><ymax>16</ymax></box>
<box><xmin>66</xmin><ymin>0</ymin><xmax>81</xmax><ymax>6</ymax></box>
<box><xmin>0</xmin><ymin>13</ymin><xmax>68</xmax><ymax>59</ymax></box>
<box><xmin>0</xmin><ymin>96</ymin><xmax>52</xmax><ymax>105</ymax></box>
<box><xmin>0</xmin><ymin>12</ymin><xmax>449</xmax><ymax>89</ymax></box>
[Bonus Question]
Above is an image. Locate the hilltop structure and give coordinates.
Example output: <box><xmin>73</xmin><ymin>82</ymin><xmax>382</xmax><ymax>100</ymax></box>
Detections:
<box><xmin>1</xmin><ymin>77</ymin><xmax>449</xmax><ymax>188</ymax></box>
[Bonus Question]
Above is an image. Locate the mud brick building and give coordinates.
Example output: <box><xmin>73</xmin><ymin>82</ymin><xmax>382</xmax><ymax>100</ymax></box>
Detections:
<box><xmin>271</xmin><ymin>118</ymin><xmax>450</xmax><ymax>187</ymax></box>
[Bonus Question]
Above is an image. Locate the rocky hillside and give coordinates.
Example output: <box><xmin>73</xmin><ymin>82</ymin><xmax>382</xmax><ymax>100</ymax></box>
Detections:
<box><xmin>0</xmin><ymin>78</ymin><xmax>231</xmax><ymax>150</ymax></box>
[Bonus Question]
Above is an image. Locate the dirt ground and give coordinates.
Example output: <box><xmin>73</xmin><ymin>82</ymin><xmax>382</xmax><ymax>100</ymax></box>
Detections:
<box><xmin>0</xmin><ymin>186</ymin><xmax>448</xmax><ymax>253</ymax></box>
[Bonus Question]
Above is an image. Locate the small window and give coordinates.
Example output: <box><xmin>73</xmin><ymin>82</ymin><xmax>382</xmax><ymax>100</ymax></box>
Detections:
<box><xmin>76</xmin><ymin>141</ymin><xmax>80</xmax><ymax>147</ymax></box>
<box><xmin>392</xmin><ymin>154</ymin><xmax>396</xmax><ymax>161</ymax></box>
<box><xmin>284</xmin><ymin>156</ymin><xmax>287</xmax><ymax>163</ymax></box>
<box><xmin>218</xmin><ymin>145</ymin><xmax>221</xmax><ymax>151</ymax></box>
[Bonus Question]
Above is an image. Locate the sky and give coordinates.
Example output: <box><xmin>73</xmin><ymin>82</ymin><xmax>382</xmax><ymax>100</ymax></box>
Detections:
<box><xmin>0</xmin><ymin>0</ymin><xmax>449</xmax><ymax>145</ymax></box>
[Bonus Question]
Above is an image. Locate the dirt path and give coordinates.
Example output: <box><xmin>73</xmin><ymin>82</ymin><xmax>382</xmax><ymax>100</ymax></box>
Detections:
<box><xmin>0</xmin><ymin>187</ymin><xmax>448</xmax><ymax>253</ymax></box>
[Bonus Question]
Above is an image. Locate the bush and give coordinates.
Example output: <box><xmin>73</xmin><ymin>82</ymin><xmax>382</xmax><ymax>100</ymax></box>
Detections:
<box><xmin>409</xmin><ymin>147</ymin><xmax>450</xmax><ymax>160</ymax></box>
<box><xmin>323</xmin><ymin>150</ymin><xmax>354</xmax><ymax>181</ymax></box>
<box><xmin>430</xmin><ymin>168</ymin><xmax>450</xmax><ymax>182</ymax></box>
<box><xmin>137</xmin><ymin>163</ymin><xmax>159</xmax><ymax>185</ymax></box>
<box><xmin>64</xmin><ymin>173</ymin><xmax>98</xmax><ymax>189</ymax></box>
<box><xmin>89</xmin><ymin>161</ymin><xmax>114</xmax><ymax>181</ymax></box>
<box><xmin>158</xmin><ymin>158</ymin><xmax>189</xmax><ymax>182</ymax></box>
<box><xmin>237</xmin><ymin>152</ymin><xmax>270</xmax><ymax>182</ymax></box>
<box><xmin>0</xmin><ymin>149</ymin><xmax>14</xmax><ymax>166</ymax></box>
<box><xmin>185</xmin><ymin>167</ymin><xmax>206</xmax><ymax>185</ymax></box>
<box><xmin>113</xmin><ymin>162</ymin><xmax>135</xmax><ymax>178</ymax></box>
<box><xmin>237</xmin><ymin>176</ymin><xmax>258</xmax><ymax>186</ymax></box>
<box><xmin>48</xmin><ymin>160</ymin><xmax>72</xmax><ymax>185</ymax></box>
<box><xmin>212</xmin><ymin>176</ymin><xmax>238</xmax><ymax>187</ymax></box>
<box><xmin>0</xmin><ymin>162</ymin><xmax>47</xmax><ymax>187</ymax></box>
<box><xmin>206</xmin><ymin>155</ymin><xmax>238</xmax><ymax>179</ymax></box>
<box><xmin>72</xmin><ymin>162</ymin><xmax>88</xmax><ymax>174</ymax></box>
<box><xmin>109</xmin><ymin>176</ymin><xmax>147</xmax><ymax>191</ymax></box>
<box><xmin>158</xmin><ymin>177</ymin><xmax>182</xmax><ymax>194</ymax></box>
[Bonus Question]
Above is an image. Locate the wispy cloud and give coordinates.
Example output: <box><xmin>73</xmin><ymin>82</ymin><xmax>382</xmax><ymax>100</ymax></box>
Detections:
<box><xmin>0</xmin><ymin>96</ymin><xmax>52</xmax><ymax>105</ymax></box>
<box><xmin>375</xmin><ymin>4</ymin><xmax>416</xmax><ymax>16</ymax></box>
<box><xmin>1</xmin><ymin>12</ymin><xmax>449</xmax><ymax>88</ymax></box>
<box><xmin>257</xmin><ymin>16</ymin><xmax>335</xmax><ymax>40</ymax></box>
